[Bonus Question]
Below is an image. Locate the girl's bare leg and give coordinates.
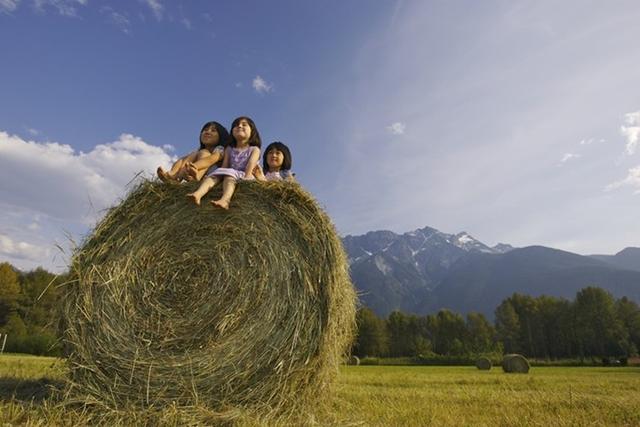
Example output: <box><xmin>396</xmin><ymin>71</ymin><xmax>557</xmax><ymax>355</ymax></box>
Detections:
<box><xmin>186</xmin><ymin>150</ymin><xmax>213</xmax><ymax>181</ymax></box>
<box><xmin>187</xmin><ymin>176</ymin><xmax>218</xmax><ymax>206</ymax></box>
<box><xmin>196</xmin><ymin>149</ymin><xmax>212</xmax><ymax>161</ymax></box>
<box><xmin>193</xmin><ymin>167</ymin><xmax>208</xmax><ymax>181</ymax></box>
<box><xmin>157</xmin><ymin>167</ymin><xmax>175</xmax><ymax>183</ymax></box>
<box><xmin>175</xmin><ymin>163</ymin><xmax>193</xmax><ymax>182</ymax></box>
<box><xmin>169</xmin><ymin>158</ymin><xmax>187</xmax><ymax>176</ymax></box>
<box><xmin>158</xmin><ymin>158</ymin><xmax>187</xmax><ymax>182</ymax></box>
<box><xmin>211</xmin><ymin>176</ymin><xmax>236</xmax><ymax>210</ymax></box>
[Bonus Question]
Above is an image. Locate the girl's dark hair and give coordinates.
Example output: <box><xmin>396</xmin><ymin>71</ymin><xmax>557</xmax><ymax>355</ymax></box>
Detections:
<box><xmin>263</xmin><ymin>141</ymin><xmax>292</xmax><ymax>172</ymax></box>
<box><xmin>230</xmin><ymin>116</ymin><xmax>261</xmax><ymax>148</ymax></box>
<box><xmin>199</xmin><ymin>121</ymin><xmax>231</xmax><ymax>150</ymax></box>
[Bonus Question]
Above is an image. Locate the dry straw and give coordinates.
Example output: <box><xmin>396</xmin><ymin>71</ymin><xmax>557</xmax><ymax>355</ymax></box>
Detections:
<box><xmin>475</xmin><ymin>357</ymin><xmax>491</xmax><ymax>370</ymax></box>
<box><xmin>61</xmin><ymin>179</ymin><xmax>356</xmax><ymax>421</ymax></box>
<box><xmin>501</xmin><ymin>354</ymin><xmax>530</xmax><ymax>373</ymax></box>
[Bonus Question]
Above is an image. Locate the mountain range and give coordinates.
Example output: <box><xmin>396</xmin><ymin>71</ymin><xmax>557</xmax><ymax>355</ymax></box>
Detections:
<box><xmin>342</xmin><ymin>227</ymin><xmax>640</xmax><ymax>318</ymax></box>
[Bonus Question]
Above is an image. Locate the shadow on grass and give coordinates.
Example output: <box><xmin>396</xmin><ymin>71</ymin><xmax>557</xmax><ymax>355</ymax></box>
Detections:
<box><xmin>0</xmin><ymin>377</ymin><xmax>64</xmax><ymax>402</ymax></box>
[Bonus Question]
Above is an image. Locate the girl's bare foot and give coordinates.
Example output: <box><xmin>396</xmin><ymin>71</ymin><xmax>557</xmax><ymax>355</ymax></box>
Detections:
<box><xmin>157</xmin><ymin>167</ymin><xmax>177</xmax><ymax>183</ymax></box>
<box><xmin>211</xmin><ymin>199</ymin><xmax>230</xmax><ymax>210</ymax></box>
<box><xmin>187</xmin><ymin>193</ymin><xmax>201</xmax><ymax>206</ymax></box>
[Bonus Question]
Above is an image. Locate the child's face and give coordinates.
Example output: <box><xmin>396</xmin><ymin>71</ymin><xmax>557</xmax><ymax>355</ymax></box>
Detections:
<box><xmin>232</xmin><ymin>119</ymin><xmax>252</xmax><ymax>142</ymax></box>
<box><xmin>266</xmin><ymin>149</ymin><xmax>284</xmax><ymax>171</ymax></box>
<box><xmin>200</xmin><ymin>126</ymin><xmax>219</xmax><ymax>146</ymax></box>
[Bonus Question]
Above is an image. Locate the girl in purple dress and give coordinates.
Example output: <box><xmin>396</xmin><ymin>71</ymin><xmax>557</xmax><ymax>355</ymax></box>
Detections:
<box><xmin>254</xmin><ymin>141</ymin><xmax>295</xmax><ymax>182</ymax></box>
<box><xmin>187</xmin><ymin>116</ymin><xmax>262</xmax><ymax>209</ymax></box>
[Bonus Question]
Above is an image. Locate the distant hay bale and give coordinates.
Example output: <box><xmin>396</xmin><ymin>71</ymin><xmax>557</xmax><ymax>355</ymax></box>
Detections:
<box><xmin>475</xmin><ymin>357</ymin><xmax>492</xmax><ymax>370</ymax></box>
<box><xmin>501</xmin><ymin>354</ymin><xmax>530</xmax><ymax>373</ymax></box>
<box><xmin>62</xmin><ymin>179</ymin><xmax>356</xmax><ymax>419</ymax></box>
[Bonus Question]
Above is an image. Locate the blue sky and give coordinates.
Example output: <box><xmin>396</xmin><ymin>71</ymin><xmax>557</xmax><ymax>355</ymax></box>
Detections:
<box><xmin>1</xmin><ymin>0</ymin><xmax>639</xmax><ymax>272</ymax></box>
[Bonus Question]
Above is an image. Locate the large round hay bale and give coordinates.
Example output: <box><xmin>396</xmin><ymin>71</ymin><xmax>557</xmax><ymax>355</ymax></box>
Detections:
<box><xmin>501</xmin><ymin>354</ymin><xmax>530</xmax><ymax>373</ymax></box>
<box><xmin>475</xmin><ymin>357</ymin><xmax>492</xmax><ymax>370</ymax></box>
<box><xmin>347</xmin><ymin>355</ymin><xmax>360</xmax><ymax>366</ymax></box>
<box><xmin>62</xmin><ymin>179</ymin><xmax>356</xmax><ymax>418</ymax></box>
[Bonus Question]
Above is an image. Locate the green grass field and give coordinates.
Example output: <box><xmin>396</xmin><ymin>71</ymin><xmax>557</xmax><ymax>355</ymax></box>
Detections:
<box><xmin>1</xmin><ymin>354</ymin><xmax>639</xmax><ymax>426</ymax></box>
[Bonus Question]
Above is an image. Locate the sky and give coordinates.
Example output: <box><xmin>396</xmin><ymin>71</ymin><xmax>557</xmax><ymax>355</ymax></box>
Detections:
<box><xmin>1</xmin><ymin>0</ymin><xmax>639</xmax><ymax>272</ymax></box>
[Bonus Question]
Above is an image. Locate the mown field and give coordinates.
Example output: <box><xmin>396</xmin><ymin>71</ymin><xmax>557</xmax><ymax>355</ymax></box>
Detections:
<box><xmin>1</xmin><ymin>354</ymin><xmax>639</xmax><ymax>426</ymax></box>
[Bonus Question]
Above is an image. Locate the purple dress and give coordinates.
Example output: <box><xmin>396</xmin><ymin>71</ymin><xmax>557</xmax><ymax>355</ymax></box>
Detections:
<box><xmin>208</xmin><ymin>146</ymin><xmax>258</xmax><ymax>180</ymax></box>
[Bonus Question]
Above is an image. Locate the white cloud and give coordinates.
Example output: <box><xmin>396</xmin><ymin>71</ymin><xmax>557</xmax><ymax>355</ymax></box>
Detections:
<box><xmin>33</xmin><ymin>0</ymin><xmax>87</xmax><ymax>17</ymax></box>
<box><xmin>140</xmin><ymin>0</ymin><xmax>162</xmax><ymax>21</ymax></box>
<box><xmin>621</xmin><ymin>111</ymin><xmax>640</xmax><ymax>155</ymax></box>
<box><xmin>180</xmin><ymin>17</ymin><xmax>191</xmax><ymax>30</ymax></box>
<box><xmin>579</xmin><ymin>138</ymin><xmax>604</xmax><ymax>145</ymax></box>
<box><xmin>101</xmin><ymin>6</ymin><xmax>132</xmax><ymax>34</ymax></box>
<box><xmin>559</xmin><ymin>153</ymin><xmax>581</xmax><ymax>164</ymax></box>
<box><xmin>0</xmin><ymin>130</ymin><xmax>175</xmax><ymax>271</ymax></box>
<box><xmin>0</xmin><ymin>131</ymin><xmax>174</xmax><ymax>223</ymax></box>
<box><xmin>386</xmin><ymin>122</ymin><xmax>406</xmax><ymax>135</ymax></box>
<box><xmin>235</xmin><ymin>82</ymin><xmax>243</xmax><ymax>88</ymax></box>
<box><xmin>0</xmin><ymin>0</ymin><xmax>20</xmax><ymax>13</ymax></box>
<box><xmin>252</xmin><ymin>75</ymin><xmax>273</xmax><ymax>94</ymax></box>
<box><xmin>606</xmin><ymin>165</ymin><xmax>640</xmax><ymax>194</ymax></box>
<box><xmin>0</xmin><ymin>234</ymin><xmax>50</xmax><ymax>261</ymax></box>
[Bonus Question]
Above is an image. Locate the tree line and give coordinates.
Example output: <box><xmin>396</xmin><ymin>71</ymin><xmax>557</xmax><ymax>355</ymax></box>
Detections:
<box><xmin>0</xmin><ymin>262</ymin><xmax>64</xmax><ymax>355</ymax></box>
<box><xmin>354</xmin><ymin>286</ymin><xmax>640</xmax><ymax>360</ymax></box>
<box><xmin>1</xmin><ymin>260</ymin><xmax>639</xmax><ymax>360</ymax></box>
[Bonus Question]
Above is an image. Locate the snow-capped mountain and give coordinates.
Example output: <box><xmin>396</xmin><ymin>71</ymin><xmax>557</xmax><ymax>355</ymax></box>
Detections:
<box><xmin>342</xmin><ymin>226</ymin><xmax>640</xmax><ymax>318</ymax></box>
<box><xmin>342</xmin><ymin>227</ymin><xmax>512</xmax><ymax>315</ymax></box>
<box><xmin>343</xmin><ymin>226</ymin><xmax>511</xmax><ymax>272</ymax></box>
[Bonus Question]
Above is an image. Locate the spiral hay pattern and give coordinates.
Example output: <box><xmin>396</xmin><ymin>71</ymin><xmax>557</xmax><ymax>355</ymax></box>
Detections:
<box><xmin>62</xmin><ymin>179</ymin><xmax>356</xmax><ymax>418</ymax></box>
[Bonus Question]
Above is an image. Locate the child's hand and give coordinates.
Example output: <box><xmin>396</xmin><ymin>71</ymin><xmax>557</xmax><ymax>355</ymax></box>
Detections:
<box><xmin>253</xmin><ymin>164</ymin><xmax>266</xmax><ymax>181</ymax></box>
<box><xmin>185</xmin><ymin>162</ymin><xmax>198</xmax><ymax>179</ymax></box>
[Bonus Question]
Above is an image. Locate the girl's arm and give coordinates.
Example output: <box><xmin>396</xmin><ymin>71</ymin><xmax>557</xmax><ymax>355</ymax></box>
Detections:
<box><xmin>220</xmin><ymin>147</ymin><xmax>231</xmax><ymax>168</ymax></box>
<box><xmin>254</xmin><ymin>164</ymin><xmax>267</xmax><ymax>181</ymax></box>
<box><xmin>243</xmin><ymin>147</ymin><xmax>261</xmax><ymax>179</ymax></box>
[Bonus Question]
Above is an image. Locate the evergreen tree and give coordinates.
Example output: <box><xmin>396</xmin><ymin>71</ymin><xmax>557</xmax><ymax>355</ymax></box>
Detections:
<box><xmin>536</xmin><ymin>296</ymin><xmax>574</xmax><ymax>359</ymax></box>
<box><xmin>428</xmin><ymin>309</ymin><xmax>467</xmax><ymax>355</ymax></box>
<box><xmin>18</xmin><ymin>267</ymin><xmax>60</xmax><ymax>334</ymax></box>
<box><xmin>465</xmin><ymin>312</ymin><xmax>496</xmax><ymax>354</ymax></box>
<box><xmin>354</xmin><ymin>308</ymin><xmax>389</xmax><ymax>357</ymax></box>
<box><xmin>615</xmin><ymin>297</ymin><xmax>640</xmax><ymax>356</ymax></box>
<box><xmin>574</xmin><ymin>287</ymin><xmax>627</xmax><ymax>357</ymax></box>
<box><xmin>386</xmin><ymin>312</ymin><xmax>431</xmax><ymax>357</ymax></box>
<box><xmin>0</xmin><ymin>262</ymin><xmax>21</xmax><ymax>327</ymax></box>
<box><xmin>495</xmin><ymin>300</ymin><xmax>520</xmax><ymax>353</ymax></box>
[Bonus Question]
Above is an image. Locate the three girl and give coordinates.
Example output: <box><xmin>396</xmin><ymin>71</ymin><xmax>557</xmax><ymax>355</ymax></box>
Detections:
<box><xmin>187</xmin><ymin>116</ymin><xmax>262</xmax><ymax>209</ymax></box>
<box><xmin>157</xmin><ymin>121</ymin><xmax>230</xmax><ymax>183</ymax></box>
<box><xmin>163</xmin><ymin>117</ymin><xmax>295</xmax><ymax>209</ymax></box>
